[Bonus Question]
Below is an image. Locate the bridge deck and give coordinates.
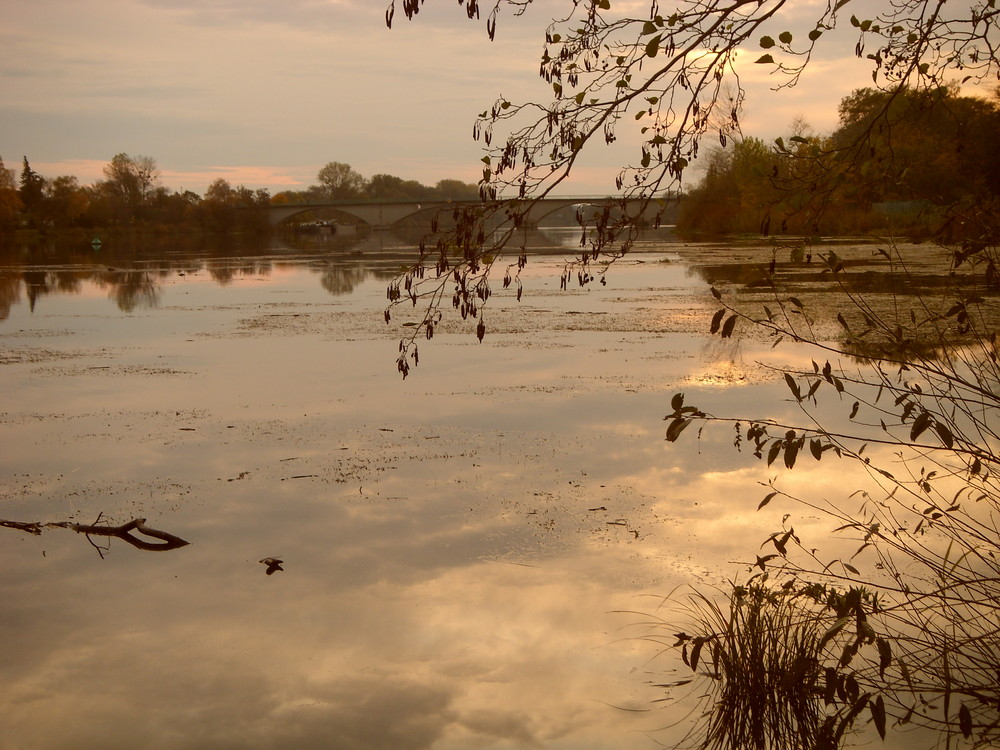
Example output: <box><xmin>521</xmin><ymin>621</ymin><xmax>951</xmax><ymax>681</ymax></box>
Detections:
<box><xmin>266</xmin><ymin>197</ymin><xmax>677</xmax><ymax>228</ymax></box>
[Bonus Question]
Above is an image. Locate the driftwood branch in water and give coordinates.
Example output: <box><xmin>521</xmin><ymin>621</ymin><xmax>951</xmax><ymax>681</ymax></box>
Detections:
<box><xmin>1</xmin><ymin>517</ymin><xmax>190</xmax><ymax>552</ymax></box>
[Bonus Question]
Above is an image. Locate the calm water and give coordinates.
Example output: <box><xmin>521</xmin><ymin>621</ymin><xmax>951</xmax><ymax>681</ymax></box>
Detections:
<box><xmin>0</xmin><ymin>230</ymin><xmax>870</xmax><ymax>749</ymax></box>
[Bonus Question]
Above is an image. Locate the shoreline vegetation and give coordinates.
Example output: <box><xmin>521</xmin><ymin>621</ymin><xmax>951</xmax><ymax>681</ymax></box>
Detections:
<box><xmin>5</xmin><ymin>86</ymin><xmax>998</xmax><ymax>250</ymax></box>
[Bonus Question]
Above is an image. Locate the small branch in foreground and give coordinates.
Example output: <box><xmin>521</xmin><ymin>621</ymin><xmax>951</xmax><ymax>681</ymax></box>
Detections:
<box><xmin>1</xmin><ymin>516</ymin><xmax>191</xmax><ymax>553</ymax></box>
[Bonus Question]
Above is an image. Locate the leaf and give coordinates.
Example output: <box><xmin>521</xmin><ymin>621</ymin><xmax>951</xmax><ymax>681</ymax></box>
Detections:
<box><xmin>755</xmin><ymin>553</ymin><xmax>778</xmax><ymax>569</ymax></box>
<box><xmin>645</xmin><ymin>34</ymin><xmax>661</xmax><ymax>57</ymax></box>
<box><xmin>784</xmin><ymin>373</ymin><xmax>802</xmax><ymax>401</ymax></box>
<box><xmin>810</xmin><ymin>438</ymin><xmax>823</xmax><ymax>460</ymax></box>
<box><xmin>959</xmin><ymin>703</ymin><xmax>972</xmax><ymax>739</ymax></box>
<box><xmin>784</xmin><ymin>439</ymin><xmax>800</xmax><ymax>469</ymax></box>
<box><xmin>876</xmin><ymin>638</ymin><xmax>892</xmax><ymax>678</ymax></box>
<box><xmin>778</xmin><ymin>30</ymin><xmax>793</xmax><ymax>44</ymax></box>
<box><xmin>767</xmin><ymin>440</ymin><xmax>782</xmax><ymax>467</ymax></box>
<box><xmin>789</xmin><ymin>296</ymin><xmax>804</xmax><ymax>309</ymax></box>
<box><xmin>710</xmin><ymin>308</ymin><xmax>726</xmax><ymax>334</ymax></box>
<box><xmin>690</xmin><ymin>638</ymin><xmax>703</xmax><ymax>672</ymax></box>
<box><xmin>710</xmin><ymin>286</ymin><xmax>721</xmax><ymax>300</ymax></box>
<box><xmin>807</xmin><ymin>378</ymin><xmax>822</xmax><ymax>400</ymax></box>
<box><xmin>759</xmin><ymin>35</ymin><xmax>775</xmax><ymax>48</ymax></box>
<box><xmin>819</xmin><ymin>616</ymin><xmax>850</xmax><ymax>650</ymax></box>
<box><xmin>754</xmin><ymin>54</ymin><xmax>775</xmax><ymax>64</ymax></box>
<box><xmin>758</xmin><ymin>492</ymin><xmax>778</xmax><ymax>510</ymax></box>
<box><xmin>871</xmin><ymin>695</ymin><xmax>887</xmax><ymax>740</ymax></box>
<box><xmin>670</xmin><ymin>392</ymin><xmax>685</xmax><ymax>412</ymax></box>
<box><xmin>849</xmin><ymin>401</ymin><xmax>860</xmax><ymax>419</ymax></box>
<box><xmin>720</xmin><ymin>314</ymin><xmax>738</xmax><ymax>338</ymax></box>
<box><xmin>665</xmin><ymin>417</ymin><xmax>690</xmax><ymax>442</ymax></box>
<box><xmin>808</xmin><ymin>28</ymin><xmax>823</xmax><ymax>41</ymax></box>
<box><xmin>935</xmin><ymin>422</ymin><xmax>955</xmax><ymax>448</ymax></box>
<box><xmin>823</xmin><ymin>667</ymin><xmax>838</xmax><ymax>704</ymax></box>
<box><xmin>910</xmin><ymin>411</ymin><xmax>931</xmax><ymax>441</ymax></box>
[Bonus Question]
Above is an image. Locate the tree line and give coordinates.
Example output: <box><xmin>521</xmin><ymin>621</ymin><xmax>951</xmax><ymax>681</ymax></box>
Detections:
<box><xmin>678</xmin><ymin>85</ymin><xmax>1000</xmax><ymax>237</ymax></box>
<box><xmin>0</xmin><ymin>155</ymin><xmax>481</xmax><ymax>237</ymax></box>
<box><xmin>273</xmin><ymin>161</ymin><xmax>481</xmax><ymax>204</ymax></box>
<box><xmin>5</xmin><ymin>86</ymin><xmax>998</xmax><ymax>240</ymax></box>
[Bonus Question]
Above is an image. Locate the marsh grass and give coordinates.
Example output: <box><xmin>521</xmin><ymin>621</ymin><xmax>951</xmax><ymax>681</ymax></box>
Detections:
<box><xmin>659</xmin><ymin>582</ymin><xmax>833</xmax><ymax>750</ymax></box>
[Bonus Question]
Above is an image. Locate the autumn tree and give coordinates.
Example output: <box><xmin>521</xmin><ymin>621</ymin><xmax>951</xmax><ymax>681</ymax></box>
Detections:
<box><xmin>366</xmin><ymin>173</ymin><xmax>433</xmax><ymax>200</ymax></box>
<box><xmin>678</xmin><ymin>136</ymin><xmax>781</xmax><ymax>234</ymax></box>
<box><xmin>18</xmin><ymin>156</ymin><xmax>45</xmax><ymax>218</ymax></box>
<box><xmin>679</xmin><ymin>86</ymin><xmax>1000</xmax><ymax>237</ymax></box>
<box><xmin>201</xmin><ymin>178</ymin><xmax>271</xmax><ymax>233</ymax></box>
<box><xmin>433</xmin><ymin>178</ymin><xmax>480</xmax><ymax>199</ymax></box>
<box><xmin>42</xmin><ymin>175</ymin><xmax>90</xmax><ymax>229</ymax></box>
<box><xmin>102</xmin><ymin>153</ymin><xmax>159</xmax><ymax>222</ymax></box>
<box><xmin>316</xmin><ymin>161</ymin><xmax>366</xmax><ymax>199</ymax></box>
<box><xmin>0</xmin><ymin>156</ymin><xmax>24</xmax><ymax>230</ymax></box>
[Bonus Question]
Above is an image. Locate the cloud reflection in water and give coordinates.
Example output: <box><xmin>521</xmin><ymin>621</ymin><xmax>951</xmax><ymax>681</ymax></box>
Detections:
<box><xmin>0</xmin><ymin>243</ymin><xmax>881</xmax><ymax>748</ymax></box>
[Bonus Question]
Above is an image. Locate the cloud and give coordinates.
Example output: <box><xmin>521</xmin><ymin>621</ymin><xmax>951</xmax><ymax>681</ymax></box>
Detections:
<box><xmin>2</xmin><ymin>0</ymin><xmax>888</xmax><ymax>196</ymax></box>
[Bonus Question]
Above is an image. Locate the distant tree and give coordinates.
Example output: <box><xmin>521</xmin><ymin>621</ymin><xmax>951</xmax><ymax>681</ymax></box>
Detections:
<box><xmin>42</xmin><ymin>176</ymin><xmax>89</xmax><ymax>228</ymax></box>
<box><xmin>366</xmin><ymin>173</ymin><xmax>410</xmax><ymax>199</ymax></box>
<box><xmin>201</xmin><ymin>178</ymin><xmax>271</xmax><ymax>233</ymax></box>
<box><xmin>316</xmin><ymin>161</ymin><xmax>366</xmax><ymax>199</ymax></box>
<box><xmin>271</xmin><ymin>189</ymin><xmax>315</xmax><ymax>204</ymax></box>
<box><xmin>102</xmin><ymin>153</ymin><xmax>159</xmax><ymax>222</ymax></box>
<box><xmin>678</xmin><ymin>86</ymin><xmax>1000</xmax><ymax>237</ymax></box>
<box><xmin>201</xmin><ymin>178</ymin><xmax>237</xmax><ymax>232</ymax></box>
<box><xmin>826</xmin><ymin>86</ymin><xmax>1000</xmax><ymax>208</ymax></box>
<box><xmin>204</xmin><ymin>177</ymin><xmax>235</xmax><ymax>205</ymax></box>
<box><xmin>434</xmin><ymin>178</ymin><xmax>480</xmax><ymax>200</ymax></box>
<box><xmin>18</xmin><ymin>156</ymin><xmax>45</xmax><ymax>217</ymax></box>
<box><xmin>0</xmin><ymin>156</ymin><xmax>24</xmax><ymax>230</ymax></box>
<box><xmin>0</xmin><ymin>157</ymin><xmax>14</xmax><ymax>190</ymax></box>
<box><xmin>679</xmin><ymin>136</ymin><xmax>779</xmax><ymax>234</ymax></box>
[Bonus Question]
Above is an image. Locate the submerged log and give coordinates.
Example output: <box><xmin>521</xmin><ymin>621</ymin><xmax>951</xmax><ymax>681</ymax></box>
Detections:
<box><xmin>1</xmin><ymin>517</ymin><xmax>190</xmax><ymax>552</ymax></box>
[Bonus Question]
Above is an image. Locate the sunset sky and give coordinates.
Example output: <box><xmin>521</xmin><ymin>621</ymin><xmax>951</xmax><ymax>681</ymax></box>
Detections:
<box><xmin>2</xmin><ymin>0</ymin><xmax>972</xmax><ymax>197</ymax></box>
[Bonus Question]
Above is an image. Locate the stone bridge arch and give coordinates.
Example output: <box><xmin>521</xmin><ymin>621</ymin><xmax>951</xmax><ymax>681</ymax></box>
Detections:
<box><xmin>266</xmin><ymin>197</ymin><xmax>677</xmax><ymax>230</ymax></box>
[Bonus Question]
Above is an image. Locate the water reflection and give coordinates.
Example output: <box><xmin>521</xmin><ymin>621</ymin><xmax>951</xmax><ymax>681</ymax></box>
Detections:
<box><xmin>0</xmin><ymin>227</ymin><xmax>671</xmax><ymax>318</ymax></box>
<box><xmin>1</xmin><ymin>232</ymin><xmax>865</xmax><ymax>749</ymax></box>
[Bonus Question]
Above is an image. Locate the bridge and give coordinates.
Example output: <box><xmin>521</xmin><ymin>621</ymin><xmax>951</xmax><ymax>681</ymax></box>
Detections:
<box><xmin>266</xmin><ymin>197</ymin><xmax>677</xmax><ymax>230</ymax></box>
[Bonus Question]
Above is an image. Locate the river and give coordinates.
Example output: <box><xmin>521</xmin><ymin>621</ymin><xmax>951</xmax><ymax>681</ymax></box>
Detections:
<box><xmin>0</xmin><ymin>229</ymin><xmax>905</xmax><ymax>749</ymax></box>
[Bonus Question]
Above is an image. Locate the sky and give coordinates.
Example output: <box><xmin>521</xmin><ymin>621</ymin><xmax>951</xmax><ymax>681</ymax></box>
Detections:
<box><xmin>0</xmin><ymin>0</ymin><xmax>950</xmax><ymax>197</ymax></box>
